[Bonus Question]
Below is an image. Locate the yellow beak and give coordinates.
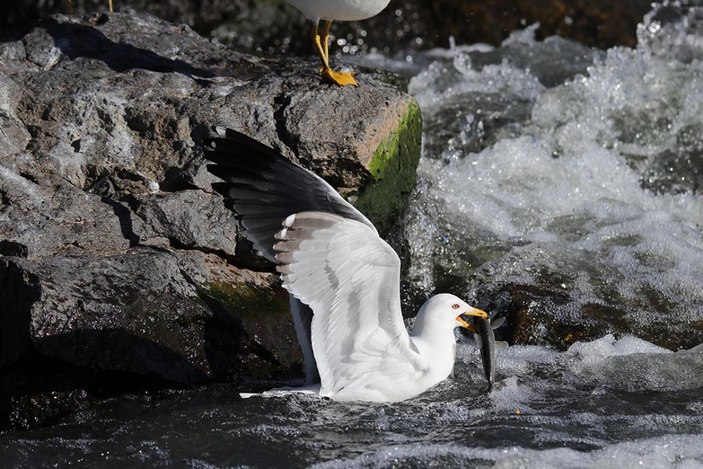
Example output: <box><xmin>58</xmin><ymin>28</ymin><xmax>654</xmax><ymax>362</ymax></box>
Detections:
<box><xmin>455</xmin><ymin>308</ymin><xmax>489</xmax><ymax>328</ymax></box>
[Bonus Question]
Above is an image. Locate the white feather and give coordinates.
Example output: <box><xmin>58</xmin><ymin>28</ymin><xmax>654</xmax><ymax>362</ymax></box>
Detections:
<box><xmin>274</xmin><ymin>212</ymin><xmax>474</xmax><ymax>402</ymax></box>
<box><xmin>287</xmin><ymin>0</ymin><xmax>391</xmax><ymax>22</ymax></box>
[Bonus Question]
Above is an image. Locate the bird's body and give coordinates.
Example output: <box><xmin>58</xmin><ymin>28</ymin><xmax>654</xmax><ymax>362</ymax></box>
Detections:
<box><xmin>288</xmin><ymin>0</ymin><xmax>390</xmax><ymax>22</ymax></box>
<box><xmin>286</xmin><ymin>0</ymin><xmax>391</xmax><ymax>86</ymax></box>
<box><xmin>206</xmin><ymin>127</ymin><xmax>488</xmax><ymax>402</ymax></box>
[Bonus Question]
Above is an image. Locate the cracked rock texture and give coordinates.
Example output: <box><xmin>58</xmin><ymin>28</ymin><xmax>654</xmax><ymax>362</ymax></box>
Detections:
<box><xmin>0</xmin><ymin>11</ymin><xmax>421</xmax><ymax>428</ymax></box>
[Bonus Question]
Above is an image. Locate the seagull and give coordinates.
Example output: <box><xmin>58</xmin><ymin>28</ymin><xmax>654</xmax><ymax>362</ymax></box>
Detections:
<box><xmin>286</xmin><ymin>0</ymin><xmax>391</xmax><ymax>86</ymax></box>
<box><xmin>205</xmin><ymin>127</ymin><xmax>489</xmax><ymax>402</ymax></box>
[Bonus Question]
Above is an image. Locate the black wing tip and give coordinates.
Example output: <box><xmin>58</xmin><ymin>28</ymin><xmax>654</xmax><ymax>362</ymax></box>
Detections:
<box><xmin>202</xmin><ymin>125</ymin><xmax>287</xmax><ymax>167</ymax></box>
<box><xmin>201</xmin><ymin>125</ymin><xmax>229</xmax><ymax>149</ymax></box>
<box><xmin>210</xmin><ymin>125</ymin><xmax>241</xmax><ymax>140</ymax></box>
<box><xmin>205</xmin><ymin>125</ymin><xmax>269</xmax><ymax>148</ymax></box>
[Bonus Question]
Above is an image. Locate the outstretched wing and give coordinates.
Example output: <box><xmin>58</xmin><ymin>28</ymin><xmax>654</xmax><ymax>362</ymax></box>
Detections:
<box><xmin>204</xmin><ymin>126</ymin><xmax>375</xmax><ymax>262</ymax></box>
<box><xmin>274</xmin><ymin>211</ymin><xmax>424</xmax><ymax>400</ymax></box>
<box><xmin>204</xmin><ymin>126</ymin><xmax>376</xmax><ymax>385</ymax></box>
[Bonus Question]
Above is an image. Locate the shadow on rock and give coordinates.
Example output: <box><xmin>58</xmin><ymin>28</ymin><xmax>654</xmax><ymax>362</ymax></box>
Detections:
<box><xmin>41</xmin><ymin>16</ymin><xmax>214</xmax><ymax>79</ymax></box>
<box><xmin>34</xmin><ymin>329</ymin><xmax>213</xmax><ymax>385</ymax></box>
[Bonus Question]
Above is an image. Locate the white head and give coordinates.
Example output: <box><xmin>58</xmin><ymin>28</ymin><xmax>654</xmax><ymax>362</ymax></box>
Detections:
<box><xmin>412</xmin><ymin>293</ymin><xmax>489</xmax><ymax>336</ymax></box>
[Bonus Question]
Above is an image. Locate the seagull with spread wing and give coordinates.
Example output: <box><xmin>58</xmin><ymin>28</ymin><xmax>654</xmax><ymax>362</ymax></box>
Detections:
<box><xmin>205</xmin><ymin>127</ymin><xmax>489</xmax><ymax>402</ymax></box>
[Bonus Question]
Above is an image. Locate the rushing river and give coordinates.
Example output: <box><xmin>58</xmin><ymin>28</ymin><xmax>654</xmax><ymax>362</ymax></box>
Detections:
<box><xmin>1</xmin><ymin>336</ymin><xmax>701</xmax><ymax>466</ymax></box>
<box><xmin>2</xmin><ymin>2</ymin><xmax>703</xmax><ymax>467</ymax></box>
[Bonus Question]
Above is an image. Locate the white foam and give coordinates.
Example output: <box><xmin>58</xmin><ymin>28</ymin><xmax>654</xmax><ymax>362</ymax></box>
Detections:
<box><xmin>409</xmin><ymin>54</ymin><xmax>544</xmax><ymax>119</ymax></box>
<box><xmin>404</xmin><ymin>4</ymin><xmax>703</xmax><ymax>330</ymax></box>
<box><xmin>488</xmin><ymin>375</ymin><xmax>536</xmax><ymax>414</ymax></box>
<box><xmin>312</xmin><ymin>434</ymin><xmax>703</xmax><ymax>469</ymax></box>
<box><xmin>568</xmin><ymin>334</ymin><xmax>672</xmax><ymax>365</ymax></box>
<box><xmin>563</xmin><ymin>335</ymin><xmax>703</xmax><ymax>392</ymax></box>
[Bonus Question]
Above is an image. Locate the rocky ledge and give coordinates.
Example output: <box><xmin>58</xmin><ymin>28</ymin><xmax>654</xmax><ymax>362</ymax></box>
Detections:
<box><xmin>0</xmin><ymin>11</ymin><xmax>421</xmax><ymax>429</ymax></box>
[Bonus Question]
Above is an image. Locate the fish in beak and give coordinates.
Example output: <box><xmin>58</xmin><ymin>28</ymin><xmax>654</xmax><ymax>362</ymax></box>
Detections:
<box><xmin>473</xmin><ymin>315</ymin><xmax>497</xmax><ymax>391</ymax></box>
<box><xmin>456</xmin><ymin>308</ymin><xmax>500</xmax><ymax>392</ymax></box>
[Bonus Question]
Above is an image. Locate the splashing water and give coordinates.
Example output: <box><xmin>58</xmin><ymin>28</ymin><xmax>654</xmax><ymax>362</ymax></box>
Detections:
<box><xmin>405</xmin><ymin>3</ymin><xmax>703</xmax><ymax>350</ymax></box>
<box><xmin>1</xmin><ymin>336</ymin><xmax>701</xmax><ymax>466</ymax></box>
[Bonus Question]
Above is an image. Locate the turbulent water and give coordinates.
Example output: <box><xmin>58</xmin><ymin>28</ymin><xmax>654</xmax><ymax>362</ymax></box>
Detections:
<box><xmin>2</xmin><ymin>2</ymin><xmax>703</xmax><ymax>467</ymax></box>
<box><xmin>1</xmin><ymin>336</ymin><xmax>702</xmax><ymax>467</ymax></box>
<box><xmin>403</xmin><ymin>6</ymin><xmax>703</xmax><ymax>349</ymax></box>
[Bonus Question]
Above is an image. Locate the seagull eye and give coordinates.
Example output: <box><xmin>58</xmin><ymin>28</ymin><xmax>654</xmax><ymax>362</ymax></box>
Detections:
<box><xmin>451</xmin><ymin>304</ymin><xmax>460</xmax><ymax>310</ymax></box>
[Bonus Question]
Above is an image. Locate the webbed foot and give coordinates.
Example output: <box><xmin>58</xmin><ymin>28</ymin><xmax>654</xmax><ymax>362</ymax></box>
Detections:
<box><xmin>322</xmin><ymin>67</ymin><xmax>358</xmax><ymax>87</ymax></box>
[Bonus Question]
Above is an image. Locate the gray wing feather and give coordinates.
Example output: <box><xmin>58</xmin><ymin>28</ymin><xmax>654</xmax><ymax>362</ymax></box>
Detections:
<box><xmin>204</xmin><ymin>126</ymin><xmax>375</xmax><ymax>263</ymax></box>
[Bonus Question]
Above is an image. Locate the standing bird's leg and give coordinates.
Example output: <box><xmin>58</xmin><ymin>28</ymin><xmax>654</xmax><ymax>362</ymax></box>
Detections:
<box><xmin>312</xmin><ymin>21</ymin><xmax>331</xmax><ymax>71</ymax></box>
<box><xmin>321</xmin><ymin>19</ymin><xmax>333</xmax><ymax>64</ymax></box>
<box><xmin>312</xmin><ymin>19</ymin><xmax>357</xmax><ymax>87</ymax></box>
<box><xmin>108</xmin><ymin>0</ymin><xmax>113</xmax><ymax>12</ymax></box>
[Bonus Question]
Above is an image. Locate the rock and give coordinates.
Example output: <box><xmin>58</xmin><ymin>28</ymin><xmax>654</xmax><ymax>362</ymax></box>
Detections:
<box><xmin>0</xmin><ymin>181</ymin><xmax>135</xmax><ymax>258</ymax></box>
<box><xmin>2</xmin><ymin>250</ymin><xmax>298</xmax><ymax>383</ymax></box>
<box><xmin>0</xmin><ymin>10</ymin><xmax>421</xmax><ymax>428</ymax></box>
<box><xmin>0</xmin><ymin>258</ymin><xmax>38</xmax><ymax>369</ymax></box>
<box><xmin>7</xmin><ymin>388</ymin><xmax>90</xmax><ymax>431</ymax></box>
<box><xmin>468</xmin><ymin>280</ymin><xmax>703</xmax><ymax>352</ymax></box>
<box><xmin>133</xmin><ymin>190</ymin><xmax>239</xmax><ymax>254</ymax></box>
<box><xmin>509</xmin><ymin>290</ymin><xmax>703</xmax><ymax>352</ymax></box>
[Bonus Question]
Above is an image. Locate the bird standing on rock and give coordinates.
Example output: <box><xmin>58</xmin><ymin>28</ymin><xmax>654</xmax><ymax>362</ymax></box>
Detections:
<box><xmin>287</xmin><ymin>0</ymin><xmax>391</xmax><ymax>86</ymax></box>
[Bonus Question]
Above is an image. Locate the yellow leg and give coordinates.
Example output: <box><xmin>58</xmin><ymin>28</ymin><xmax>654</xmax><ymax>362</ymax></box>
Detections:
<box><xmin>312</xmin><ymin>21</ymin><xmax>329</xmax><ymax>68</ymax></box>
<box><xmin>321</xmin><ymin>20</ymin><xmax>333</xmax><ymax>64</ymax></box>
<box><xmin>109</xmin><ymin>0</ymin><xmax>113</xmax><ymax>12</ymax></box>
<box><xmin>311</xmin><ymin>19</ymin><xmax>357</xmax><ymax>87</ymax></box>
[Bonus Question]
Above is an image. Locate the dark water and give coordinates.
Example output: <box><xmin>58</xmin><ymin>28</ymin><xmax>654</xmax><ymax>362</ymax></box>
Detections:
<box><xmin>1</xmin><ymin>339</ymin><xmax>702</xmax><ymax>466</ymax></box>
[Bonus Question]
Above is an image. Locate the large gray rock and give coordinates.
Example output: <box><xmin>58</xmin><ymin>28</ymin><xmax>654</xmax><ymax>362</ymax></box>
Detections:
<box><xmin>1</xmin><ymin>250</ymin><xmax>293</xmax><ymax>382</ymax></box>
<box><xmin>0</xmin><ymin>8</ymin><xmax>421</xmax><ymax>416</ymax></box>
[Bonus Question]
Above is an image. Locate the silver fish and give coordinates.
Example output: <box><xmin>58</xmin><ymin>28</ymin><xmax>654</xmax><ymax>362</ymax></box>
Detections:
<box><xmin>473</xmin><ymin>316</ymin><xmax>505</xmax><ymax>391</ymax></box>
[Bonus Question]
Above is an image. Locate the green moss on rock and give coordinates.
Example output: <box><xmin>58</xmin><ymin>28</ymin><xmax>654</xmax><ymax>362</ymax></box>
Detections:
<box><xmin>205</xmin><ymin>281</ymin><xmax>289</xmax><ymax>320</ymax></box>
<box><xmin>204</xmin><ymin>280</ymin><xmax>301</xmax><ymax>378</ymax></box>
<box><xmin>354</xmin><ymin>99</ymin><xmax>422</xmax><ymax>234</ymax></box>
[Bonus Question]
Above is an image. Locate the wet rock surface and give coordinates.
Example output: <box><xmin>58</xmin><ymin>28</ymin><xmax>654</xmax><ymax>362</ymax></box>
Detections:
<box><xmin>0</xmin><ymin>11</ymin><xmax>420</xmax><ymax>429</ymax></box>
